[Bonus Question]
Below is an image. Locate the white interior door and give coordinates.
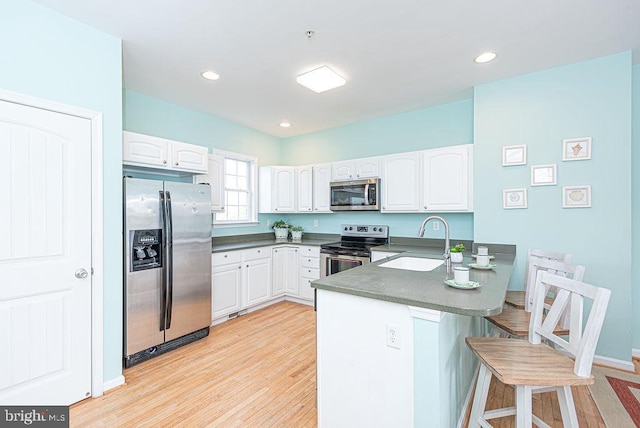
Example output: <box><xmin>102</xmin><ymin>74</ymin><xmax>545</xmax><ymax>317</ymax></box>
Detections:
<box><xmin>0</xmin><ymin>99</ymin><xmax>92</xmax><ymax>405</ymax></box>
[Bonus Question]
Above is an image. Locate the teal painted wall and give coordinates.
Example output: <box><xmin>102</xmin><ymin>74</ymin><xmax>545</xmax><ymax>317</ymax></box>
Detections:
<box><xmin>0</xmin><ymin>1</ymin><xmax>123</xmax><ymax>381</ymax></box>
<box><xmin>474</xmin><ymin>52</ymin><xmax>633</xmax><ymax>361</ymax></box>
<box><xmin>633</xmin><ymin>63</ymin><xmax>640</xmax><ymax>352</ymax></box>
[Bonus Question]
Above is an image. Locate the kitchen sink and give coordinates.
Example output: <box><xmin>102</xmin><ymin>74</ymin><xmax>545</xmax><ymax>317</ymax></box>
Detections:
<box><xmin>378</xmin><ymin>256</ymin><xmax>444</xmax><ymax>272</ymax></box>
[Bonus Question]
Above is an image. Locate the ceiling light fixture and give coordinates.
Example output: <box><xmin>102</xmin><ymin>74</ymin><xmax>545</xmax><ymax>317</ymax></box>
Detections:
<box><xmin>474</xmin><ymin>52</ymin><xmax>497</xmax><ymax>64</ymax></box>
<box><xmin>279</xmin><ymin>122</ymin><xmax>291</xmax><ymax>128</ymax></box>
<box><xmin>296</xmin><ymin>66</ymin><xmax>346</xmax><ymax>93</ymax></box>
<box><xmin>201</xmin><ymin>70</ymin><xmax>220</xmax><ymax>80</ymax></box>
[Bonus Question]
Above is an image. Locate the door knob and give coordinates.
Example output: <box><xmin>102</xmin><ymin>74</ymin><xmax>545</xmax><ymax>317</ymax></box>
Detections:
<box><xmin>75</xmin><ymin>268</ymin><xmax>89</xmax><ymax>279</ymax></box>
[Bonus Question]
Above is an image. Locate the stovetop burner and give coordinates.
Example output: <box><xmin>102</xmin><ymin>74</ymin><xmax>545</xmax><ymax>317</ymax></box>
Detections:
<box><xmin>320</xmin><ymin>224</ymin><xmax>389</xmax><ymax>256</ymax></box>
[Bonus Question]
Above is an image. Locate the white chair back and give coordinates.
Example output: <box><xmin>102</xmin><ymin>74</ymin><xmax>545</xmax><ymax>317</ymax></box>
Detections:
<box><xmin>523</xmin><ymin>249</ymin><xmax>572</xmax><ymax>311</ymax></box>
<box><xmin>529</xmin><ymin>271</ymin><xmax>611</xmax><ymax>377</ymax></box>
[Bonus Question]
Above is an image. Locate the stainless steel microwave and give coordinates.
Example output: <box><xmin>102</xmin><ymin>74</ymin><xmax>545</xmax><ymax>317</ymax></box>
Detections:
<box><xmin>330</xmin><ymin>178</ymin><xmax>380</xmax><ymax>211</ymax></box>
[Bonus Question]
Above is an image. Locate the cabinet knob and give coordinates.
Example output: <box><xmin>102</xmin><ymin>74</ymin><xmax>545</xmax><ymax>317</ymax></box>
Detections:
<box><xmin>424</xmin><ymin>206</ymin><xmax>427</xmax><ymax>209</ymax></box>
<box><xmin>224</xmin><ymin>254</ymin><xmax>228</xmax><ymax>258</ymax></box>
<box><xmin>238</xmin><ymin>266</ymin><xmax>241</xmax><ymax>269</ymax></box>
<box><xmin>175</xmin><ymin>162</ymin><xmax>179</xmax><ymax>166</ymax></box>
<box><xmin>163</xmin><ymin>160</ymin><xmax>167</xmax><ymax>164</ymax></box>
<box><xmin>257</xmin><ymin>249</ymin><xmax>261</xmax><ymax>253</ymax></box>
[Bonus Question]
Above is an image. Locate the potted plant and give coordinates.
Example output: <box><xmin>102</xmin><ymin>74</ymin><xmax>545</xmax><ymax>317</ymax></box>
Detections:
<box><xmin>450</xmin><ymin>243</ymin><xmax>466</xmax><ymax>263</ymax></box>
<box><xmin>272</xmin><ymin>219</ymin><xmax>290</xmax><ymax>239</ymax></box>
<box><xmin>290</xmin><ymin>225</ymin><xmax>304</xmax><ymax>241</ymax></box>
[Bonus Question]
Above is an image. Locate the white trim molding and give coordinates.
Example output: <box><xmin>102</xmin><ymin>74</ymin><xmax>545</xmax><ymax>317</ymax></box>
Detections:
<box><xmin>409</xmin><ymin>306</ymin><xmax>445</xmax><ymax>322</ymax></box>
<box><xmin>633</xmin><ymin>348</ymin><xmax>640</xmax><ymax>359</ymax></box>
<box><xmin>593</xmin><ymin>354</ymin><xmax>636</xmax><ymax>372</ymax></box>
<box><xmin>103</xmin><ymin>375</ymin><xmax>126</xmax><ymax>393</ymax></box>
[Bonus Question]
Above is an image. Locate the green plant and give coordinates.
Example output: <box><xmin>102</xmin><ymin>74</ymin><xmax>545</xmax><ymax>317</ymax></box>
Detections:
<box><xmin>290</xmin><ymin>225</ymin><xmax>304</xmax><ymax>232</ymax></box>
<box><xmin>450</xmin><ymin>243</ymin><xmax>466</xmax><ymax>253</ymax></box>
<box><xmin>272</xmin><ymin>219</ymin><xmax>290</xmax><ymax>229</ymax></box>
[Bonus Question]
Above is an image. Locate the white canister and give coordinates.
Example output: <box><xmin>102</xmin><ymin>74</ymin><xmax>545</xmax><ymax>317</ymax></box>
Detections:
<box><xmin>477</xmin><ymin>246</ymin><xmax>489</xmax><ymax>256</ymax></box>
<box><xmin>454</xmin><ymin>266</ymin><xmax>470</xmax><ymax>284</ymax></box>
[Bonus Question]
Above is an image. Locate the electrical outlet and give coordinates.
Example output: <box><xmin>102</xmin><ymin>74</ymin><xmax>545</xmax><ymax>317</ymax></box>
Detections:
<box><xmin>433</xmin><ymin>221</ymin><xmax>440</xmax><ymax>231</ymax></box>
<box><xmin>386</xmin><ymin>324</ymin><xmax>401</xmax><ymax>349</ymax></box>
<box><xmin>313</xmin><ymin>219</ymin><xmax>318</xmax><ymax>228</ymax></box>
<box><xmin>267</xmin><ymin>219</ymin><xmax>272</xmax><ymax>228</ymax></box>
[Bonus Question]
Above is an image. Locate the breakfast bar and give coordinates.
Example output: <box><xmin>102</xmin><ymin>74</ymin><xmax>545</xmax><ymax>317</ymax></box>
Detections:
<box><xmin>312</xmin><ymin>246</ymin><xmax>515</xmax><ymax>428</ymax></box>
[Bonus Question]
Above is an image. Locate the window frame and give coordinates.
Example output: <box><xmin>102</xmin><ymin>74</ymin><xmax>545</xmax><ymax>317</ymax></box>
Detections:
<box><xmin>212</xmin><ymin>149</ymin><xmax>258</xmax><ymax>227</ymax></box>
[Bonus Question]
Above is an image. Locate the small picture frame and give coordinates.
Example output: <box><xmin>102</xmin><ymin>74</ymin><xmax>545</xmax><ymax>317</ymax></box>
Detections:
<box><xmin>530</xmin><ymin>164</ymin><xmax>557</xmax><ymax>186</ymax></box>
<box><xmin>562</xmin><ymin>185</ymin><xmax>591</xmax><ymax>208</ymax></box>
<box><xmin>562</xmin><ymin>137</ymin><xmax>592</xmax><ymax>161</ymax></box>
<box><xmin>502</xmin><ymin>145</ymin><xmax>527</xmax><ymax>166</ymax></box>
<box><xmin>503</xmin><ymin>188</ymin><xmax>528</xmax><ymax>209</ymax></box>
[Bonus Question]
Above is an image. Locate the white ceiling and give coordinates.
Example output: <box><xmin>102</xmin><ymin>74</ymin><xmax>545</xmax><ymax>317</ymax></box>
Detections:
<box><xmin>33</xmin><ymin>0</ymin><xmax>640</xmax><ymax>138</ymax></box>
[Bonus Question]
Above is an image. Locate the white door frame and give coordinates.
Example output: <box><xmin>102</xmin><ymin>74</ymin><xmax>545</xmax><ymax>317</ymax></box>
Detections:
<box><xmin>0</xmin><ymin>88</ymin><xmax>105</xmax><ymax>397</ymax></box>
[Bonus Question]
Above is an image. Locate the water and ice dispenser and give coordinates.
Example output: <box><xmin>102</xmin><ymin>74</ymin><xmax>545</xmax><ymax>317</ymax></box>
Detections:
<box><xmin>129</xmin><ymin>229</ymin><xmax>163</xmax><ymax>272</ymax></box>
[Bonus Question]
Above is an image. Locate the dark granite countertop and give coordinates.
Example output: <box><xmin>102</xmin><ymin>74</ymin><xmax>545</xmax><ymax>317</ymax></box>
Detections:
<box><xmin>311</xmin><ymin>246</ymin><xmax>515</xmax><ymax>317</ymax></box>
<box><xmin>212</xmin><ymin>232</ymin><xmax>339</xmax><ymax>253</ymax></box>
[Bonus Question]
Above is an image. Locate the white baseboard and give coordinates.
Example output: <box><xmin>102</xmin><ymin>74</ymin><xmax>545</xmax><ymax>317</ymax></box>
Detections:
<box><xmin>593</xmin><ymin>354</ymin><xmax>635</xmax><ymax>372</ymax></box>
<box><xmin>633</xmin><ymin>348</ymin><xmax>640</xmax><ymax>359</ymax></box>
<box><xmin>102</xmin><ymin>375</ymin><xmax>125</xmax><ymax>394</ymax></box>
<box><xmin>457</xmin><ymin>363</ymin><xmax>480</xmax><ymax>428</ymax></box>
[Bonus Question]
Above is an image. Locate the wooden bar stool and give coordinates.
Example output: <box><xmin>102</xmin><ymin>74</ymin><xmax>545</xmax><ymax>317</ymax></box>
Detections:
<box><xmin>466</xmin><ymin>271</ymin><xmax>611</xmax><ymax>427</ymax></box>
<box><xmin>485</xmin><ymin>256</ymin><xmax>585</xmax><ymax>338</ymax></box>
<box><xmin>504</xmin><ymin>248</ymin><xmax>572</xmax><ymax>310</ymax></box>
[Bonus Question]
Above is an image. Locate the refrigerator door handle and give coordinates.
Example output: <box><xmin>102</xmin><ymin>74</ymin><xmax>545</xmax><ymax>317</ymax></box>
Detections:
<box><xmin>165</xmin><ymin>190</ymin><xmax>174</xmax><ymax>329</ymax></box>
<box><xmin>159</xmin><ymin>190</ymin><xmax>168</xmax><ymax>331</ymax></box>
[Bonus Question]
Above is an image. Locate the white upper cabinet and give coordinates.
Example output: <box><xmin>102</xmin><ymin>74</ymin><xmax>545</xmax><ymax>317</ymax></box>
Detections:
<box><xmin>296</xmin><ymin>166</ymin><xmax>313</xmax><ymax>212</ymax></box>
<box><xmin>380</xmin><ymin>145</ymin><xmax>473</xmax><ymax>213</ymax></box>
<box><xmin>312</xmin><ymin>164</ymin><xmax>332</xmax><ymax>212</ymax></box>
<box><xmin>194</xmin><ymin>153</ymin><xmax>225</xmax><ymax>212</ymax></box>
<box><xmin>123</xmin><ymin>131</ymin><xmax>208</xmax><ymax>174</ymax></box>
<box><xmin>331</xmin><ymin>157</ymin><xmax>380</xmax><ymax>181</ymax></box>
<box><xmin>422</xmin><ymin>145</ymin><xmax>473</xmax><ymax>212</ymax></box>
<box><xmin>259</xmin><ymin>166</ymin><xmax>296</xmax><ymax>213</ymax></box>
<box><xmin>381</xmin><ymin>152</ymin><xmax>421</xmax><ymax>212</ymax></box>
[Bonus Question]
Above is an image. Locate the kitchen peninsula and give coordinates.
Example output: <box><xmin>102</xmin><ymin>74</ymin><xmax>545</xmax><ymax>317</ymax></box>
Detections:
<box><xmin>312</xmin><ymin>245</ymin><xmax>515</xmax><ymax>428</ymax></box>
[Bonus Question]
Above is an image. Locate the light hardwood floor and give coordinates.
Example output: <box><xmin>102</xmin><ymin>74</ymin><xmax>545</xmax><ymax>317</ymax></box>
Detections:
<box><xmin>72</xmin><ymin>301</ymin><xmax>634</xmax><ymax>427</ymax></box>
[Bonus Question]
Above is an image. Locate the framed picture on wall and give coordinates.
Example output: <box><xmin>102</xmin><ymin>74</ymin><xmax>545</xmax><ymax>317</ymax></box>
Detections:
<box><xmin>502</xmin><ymin>145</ymin><xmax>527</xmax><ymax>166</ymax></box>
<box><xmin>562</xmin><ymin>185</ymin><xmax>591</xmax><ymax>208</ymax></box>
<box><xmin>503</xmin><ymin>188</ymin><xmax>527</xmax><ymax>209</ymax></box>
<box><xmin>562</xmin><ymin>137</ymin><xmax>592</xmax><ymax>161</ymax></box>
<box><xmin>530</xmin><ymin>164</ymin><xmax>557</xmax><ymax>186</ymax></box>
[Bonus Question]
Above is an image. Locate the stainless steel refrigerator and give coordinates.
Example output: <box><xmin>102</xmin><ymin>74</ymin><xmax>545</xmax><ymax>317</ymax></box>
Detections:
<box><xmin>123</xmin><ymin>177</ymin><xmax>212</xmax><ymax>367</ymax></box>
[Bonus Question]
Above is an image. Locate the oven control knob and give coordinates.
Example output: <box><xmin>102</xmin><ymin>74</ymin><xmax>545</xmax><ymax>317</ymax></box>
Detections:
<box><xmin>349</xmin><ymin>226</ymin><xmax>353</xmax><ymax>230</ymax></box>
<box><xmin>373</xmin><ymin>227</ymin><xmax>378</xmax><ymax>231</ymax></box>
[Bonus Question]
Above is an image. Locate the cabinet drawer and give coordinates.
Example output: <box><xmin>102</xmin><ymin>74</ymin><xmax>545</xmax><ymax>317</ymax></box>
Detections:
<box><xmin>300</xmin><ymin>256</ymin><xmax>319</xmax><ymax>268</ymax></box>
<box><xmin>242</xmin><ymin>247</ymin><xmax>271</xmax><ymax>261</ymax></box>
<box><xmin>298</xmin><ymin>246</ymin><xmax>320</xmax><ymax>258</ymax></box>
<box><xmin>300</xmin><ymin>267</ymin><xmax>320</xmax><ymax>280</ymax></box>
<box><xmin>212</xmin><ymin>251</ymin><xmax>242</xmax><ymax>266</ymax></box>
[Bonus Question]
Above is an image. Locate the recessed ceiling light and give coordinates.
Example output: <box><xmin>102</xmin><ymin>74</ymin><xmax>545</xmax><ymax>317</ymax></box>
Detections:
<box><xmin>201</xmin><ymin>70</ymin><xmax>220</xmax><ymax>80</ymax></box>
<box><xmin>474</xmin><ymin>52</ymin><xmax>497</xmax><ymax>64</ymax></box>
<box><xmin>279</xmin><ymin>122</ymin><xmax>291</xmax><ymax>128</ymax></box>
<box><xmin>296</xmin><ymin>66</ymin><xmax>346</xmax><ymax>93</ymax></box>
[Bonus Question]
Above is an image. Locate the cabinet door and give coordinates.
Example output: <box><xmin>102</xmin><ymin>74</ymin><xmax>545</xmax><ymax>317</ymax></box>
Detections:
<box><xmin>122</xmin><ymin>131</ymin><xmax>169</xmax><ymax>168</ymax></box>
<box><xmin>381</xmin><ymin>152</ymin><xmax>421</xmax><ymax>212</ymax></box>
<box><xmin>284</xmin><ymin>248</ymin><xmax>300</xmax><ymax>295</ymax></box>
<box><xmin>195</xmin><ymin>154</ymin><xmax>224</xmax><ymax>212</ymax></box>
<box><xmin>170</xmin><ymin>140</ymin><xmax>209</xmax><ymax>173</ymax></box>
<box><xmin>271</xmin><ymin>247</ymin><xmax>287</xmax><ymax>296</ymax></box>
<box><xmin>244</xmin><ymin>257</ymin><xmax>272</xmax><ymax>307</ymax></box>
<box><xmin>212</xmin><ymin>263</ymin><xmax>242</xmax><ymax>320</ymax></box>
<box><xmin>422</xmin><ymin>145</ymin><xmax>472</xmax><ymax>211</ymax></box>
<box><xmin>332</xmin><ymin>161</ymin><xmax>355</xmax><ymax>181</ymax></box>
<box><xmin>296</xmin><ymin>167</ymin><xmax>313</xmax><ymax>212</ymax></box>
<box><xmin>355</xmin><ymin>157</ymin><xmax>380</xmax><ymax>178</ymax></box>
<box><xmin>313</xmin><ymin>164</ymin><xmax>332</xmax><ymax>212</ymax></box>
<box><xmin>260</xmin><ymin>167</ymin><xmax>296</xmax><ymax>213</ymax></box>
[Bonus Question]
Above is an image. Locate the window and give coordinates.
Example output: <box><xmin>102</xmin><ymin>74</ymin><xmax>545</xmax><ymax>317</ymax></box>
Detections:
<box><xmin>214</xmin><ymin>150</ymin><xmax>258</xmax><ymax>225</ymax></box>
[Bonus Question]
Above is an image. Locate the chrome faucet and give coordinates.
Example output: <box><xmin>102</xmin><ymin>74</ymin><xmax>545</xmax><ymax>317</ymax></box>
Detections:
<box><xmin>418</xmin><ymin>215</ymin><xmax>450</xmax><ymax>268</ymax></box>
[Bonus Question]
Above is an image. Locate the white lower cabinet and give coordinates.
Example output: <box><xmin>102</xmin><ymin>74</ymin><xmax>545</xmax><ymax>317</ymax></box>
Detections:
<box><xmin>242</xmin><ymin>248</ymin><xmax>272</xmax><ymax>307</ymax></box>
<box><xmin>298</xmin><ymin>246</ymin><xmax>320</xmax><ymax>301</ymax></box>
<box><xmin>212</xmin><ymin>244</ymin><xmax>319</xmax><ymax>323</ymax></box>
<box><xmin>211</xmin><ymin>251</ymin><xmax>242</xmax><ymax>320</ymax></box>
<box><xmin>272</xmin><ymin>246</ymin><xmax>299</xmax><ymax>297</ymax></box>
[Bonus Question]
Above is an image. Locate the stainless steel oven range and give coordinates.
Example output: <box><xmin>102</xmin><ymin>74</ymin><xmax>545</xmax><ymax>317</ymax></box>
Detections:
<box><xmin>320</xmin><ymin>224</ymin><xmax>389</xmax><ymax>277</ymax></box>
